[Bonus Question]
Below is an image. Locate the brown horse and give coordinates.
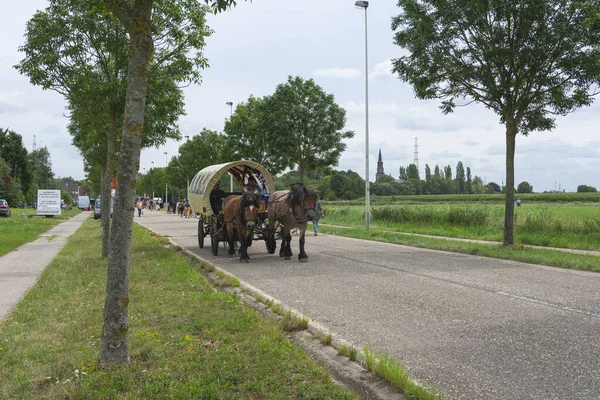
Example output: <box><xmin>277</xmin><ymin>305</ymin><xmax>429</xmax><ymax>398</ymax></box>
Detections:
<box><xmin>222</xmin><ymin>188</ymin><xmax>260</xmax><ymax>263</ymax></box>
<box><xmin>266</xmin><ymin>184</ymin><xmax>319</xmax><ymax>262</ymax></box>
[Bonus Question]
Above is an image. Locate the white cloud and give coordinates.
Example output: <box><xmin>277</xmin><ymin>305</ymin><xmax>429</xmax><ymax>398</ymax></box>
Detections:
<box><xmin>462</xmin><ymin>139</ymin><xmax>480</xmax><ymax>146</ymax></box>
<box><xmin>369</xmin><ymin>59</ymin><xmax>394</xmax><ymax>80</ymax></box>
<box><xmin>312</xmin><ymin>68</ymin><xmax>360</xmax><ymax>79</ymax></box>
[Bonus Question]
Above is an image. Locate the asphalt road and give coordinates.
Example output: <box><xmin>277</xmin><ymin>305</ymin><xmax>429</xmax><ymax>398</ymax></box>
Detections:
<box><xmin>136</xmin><ymin>211</ymin><xmax>600</xmax><ymax>400</ymax></box>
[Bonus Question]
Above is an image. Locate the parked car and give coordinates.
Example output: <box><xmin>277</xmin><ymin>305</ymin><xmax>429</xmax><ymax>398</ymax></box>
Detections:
<box><xmin>93</xmin><ymin>197</ymin><xmax>113</xmax><ymax>220</ymax></box>
<box><xmin>93</xmin><ymin>201</ymin><xmax>101</xmax><ymax>220</ymax></box>
<box><xmin>0</xmin><ymin>199</ymin><xmax>11</xmax><ymax>217</ymax></box>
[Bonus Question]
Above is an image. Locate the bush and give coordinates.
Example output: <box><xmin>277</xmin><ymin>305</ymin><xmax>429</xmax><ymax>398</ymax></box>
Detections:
<box><xmin>577</xmin><ymin>185</ymin><xmax>597</xmax><ymax>193</ymax></box>
<box><xmin>517</xmin><ymin>181</ymin><xmax>533</xmax><ymax>193</ymax></box>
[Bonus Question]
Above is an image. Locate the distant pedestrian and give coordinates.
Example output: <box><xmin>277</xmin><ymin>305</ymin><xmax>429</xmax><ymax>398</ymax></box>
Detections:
<box><xmin>136</xmin><ymin>199</ymin><xmax>143</xmax><ymax>217</ymax></box>
<box><xmin>178</xmin><ymin>200</ymin><xmax>184</xmax><ymax>217</ymax></box>
<box><xmin>516</xmin><ymin>198</ymin><xmax>522</xmax><ymax>207</ymax></box>
<box><xmin>184</xmin><ymin>199</ymin><xmax>191</xmax><ymax>218</ymax></box>
<box><xmin>312</xmin><ymin>201</ymin><xmax>324</xmax><ymax>236</ymax></box>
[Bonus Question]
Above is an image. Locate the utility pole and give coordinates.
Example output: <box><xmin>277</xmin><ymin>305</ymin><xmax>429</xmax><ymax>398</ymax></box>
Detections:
<box><xmin>413</xmin><ymin>137</ymin><xmax>419</xmax><ymax>171</ymax></box>
<box><xmin>226</xmin><ymin>101</ymin><xmax>234</xmax><ymax>192</ymax></box>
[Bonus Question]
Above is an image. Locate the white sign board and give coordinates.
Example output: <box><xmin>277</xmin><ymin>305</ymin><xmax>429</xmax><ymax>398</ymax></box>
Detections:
<box><xmin>37</xmin><ymin>190</ymin><xmax>62</xmax><ymax>216</ymax></box>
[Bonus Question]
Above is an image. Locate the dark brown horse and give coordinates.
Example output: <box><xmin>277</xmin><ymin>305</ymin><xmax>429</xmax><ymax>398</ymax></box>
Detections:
<box><xmin>266</xmin><ymin>184</ymin><xmax>319</xmax><ymax>262</ymax></box>
<box><xmin>222</xmin><ymin>188</ymin><xmax>260</xmax><ymax>263</ymax></box>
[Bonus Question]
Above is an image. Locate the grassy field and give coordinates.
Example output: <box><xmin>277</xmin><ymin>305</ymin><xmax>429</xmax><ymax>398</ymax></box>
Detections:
<box><xmin>0</xmin><ymin>208</ymin><xmax>83</xmax><ymax>256</ymax></box>
<box><xmin>328</xmin><ymin>192</ymin><xmax>600</xmax><ymax>205</ymax></box>
<box><xmin>0</xmin><ymin>219</ymin><xmax>355</xmax><ymax>399</ymax></box>
<box><xmin>321</xmin><ymin>202</ymin><xmax>600</xmax><ymax>251</ymax></box>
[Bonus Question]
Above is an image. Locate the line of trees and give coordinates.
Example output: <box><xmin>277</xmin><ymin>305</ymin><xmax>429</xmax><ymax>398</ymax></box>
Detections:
<box><xmin>136</xmin><ymin>75</ymin><xmax>354</xmax><ymax>201</ymax></box>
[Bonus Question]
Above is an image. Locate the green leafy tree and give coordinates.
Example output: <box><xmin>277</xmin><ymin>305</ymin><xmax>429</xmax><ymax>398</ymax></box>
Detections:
<box><xmin>423</xmin><ymin>163</ymin><xmax>433</xmax><ymax>194</ymax></box>
<box><xmin>33</xmin><ymin>0</ymin><xmax>241</xmax><ymax>365</ymax></box>
<box><xmin>0</xmin><ymin>128</ymin><xmax>30</xmax><ymax>192</ymax></box>
<box><xmin>407</xmin><ymin>163</ymin><xmax>420</xmax><ymax>180</ymax></box>
<box><xmin>399</xmin><ymin>166</ymin><xmax>408</xmax><ymax>181</ymax></box>
<box><xmin>444</xmin><ymin>165</ymin><xmax>452</xmax><ymax>180</ymax></box>
<box><xmin>266</xmin><ymin>76</ymin><xmax>354</xmax><ymax>182</ymax></box>
<box><xmin>17</xmin><ymin>0</ymin><xmax>191</xmax><ymax>257</ymax></box>
<box><xmin>517</xmin><ymin>181</ymin><xmax>534</xmax><ymax>193</ymax></box>
<box><xmin>371</xmin><ymin>174</ymin><xmax>406</xmax><ymax>196</ymax></box>
<box><xmin>455</xmin><ymin>161</ymin><xmax>465</xmax><ymax>194</ymax></box>
<box><xmin>577</xmin><ymin>185</ymin><xmax>597</xmax><ymax>193</ymax></box>
<box><xmin>466</xmin><ymin>167</ymin><xmax>472</xmax><ymax>194</ymax></box>
<box><xmin>167</xmin><ymin>129</ymin><xmax>227</xmax><ymax>193</ymax></box>
<box><xmin>487</xmin><ymin>182</ymin><xmax>501</xmax><ymax>193</ymax></box>
<box><xmin>392</xmin><ymin>0</ymin><xmax>600</xmax><ymax>245</ymax></box>
<box><xmin>330</xmin><ymin>170</ymin><xmax>365</xmax><ymax>200</ymax></box>
<box><xmin>61</xmin><ymin>190</ymin><xmax>74</xmax><ymax>205</ymax></box>
<box><xmin>472</xmin><ymin>175</ymin><xmax>485</xmax><ymax>194</ymax></box>
<box><xmin>223</xmin><ymin>96</ymin><xmax>289</xmax><ymax>175</ymax></box>
<box><xmin>27</xmin><ymin>147</ymin><xmax>55</xmax><ymax>201</ymax></box>
<box><xmin>0</xmin><ymin>158</ymin><xmax>18</xmax><ymax>204</ymax></box>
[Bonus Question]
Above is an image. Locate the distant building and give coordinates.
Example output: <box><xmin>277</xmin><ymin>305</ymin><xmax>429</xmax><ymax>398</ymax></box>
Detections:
<box><xmin>55</xmin><ymin>177</ymin><xmax>86</xmax><ymax>202</ymax></box>
<box><xmin>376</xmin><ymin>149</ymin><xmax>385</xmax><ymax>181</ymax></box>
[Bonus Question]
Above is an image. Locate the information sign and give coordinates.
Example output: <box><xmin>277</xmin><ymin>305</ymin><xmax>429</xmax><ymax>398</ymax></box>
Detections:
<box><xmin>37</xmin><ymin>190</ymin><xmax>62</xmax><ymax>216</ymax></box>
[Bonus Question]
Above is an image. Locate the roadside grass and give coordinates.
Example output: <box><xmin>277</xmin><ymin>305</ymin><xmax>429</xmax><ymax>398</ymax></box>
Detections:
<box><xmin>363</xmin><ymin>347</ymin><xmax>445</xmax><ymax>400</ymax></box>
<box><xmin>0</xmin><ymin>208</ymin><xmax>83</xmax><ymax>256</ymax></box>
<box><xmin>0</xmin><ymin>219</ymin><xmax>355</xmax><ymax>399</ymax></box>
<box><xmin>315</xmin><ymin>332</ymin><xmax>333</xmax><ymax>346</ymax></box>
<box><xmin>322</xmin><ymin>202</ymin><xmax>600</xmax><ymax>251</ymax></box>
<box><xmin>337</xmin><ymin>344</ymin><xmax>357</xmax><ymax>361</ymax></box>
<box><xmin>319</xmin><ymin>225</ymin><xmax>600</xmax><ymax>272</ymax></box>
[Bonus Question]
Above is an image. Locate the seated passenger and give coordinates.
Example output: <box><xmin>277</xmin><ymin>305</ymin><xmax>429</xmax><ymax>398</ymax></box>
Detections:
<box><xmin>245</xmin><ymin>176</ymin><xmax>264</xmax><ymax>196</ymax></box>
<box><xmin>210</xmin><ymin>181</ymin><xmax>226</xmax><ymax>213</ymax></box>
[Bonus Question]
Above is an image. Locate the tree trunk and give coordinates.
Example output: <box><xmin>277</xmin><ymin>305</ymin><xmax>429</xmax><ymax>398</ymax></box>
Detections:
<box><xmin>503</xmin><ymin>118</ymin><xmax>518</xmax><ymax>246</ymax></box>
<box><xmin>100</xmin><ymin>0</ymin><xmax>154</xmax><ymax>365</ymax></box>
<box><xmin>101</xmin><ymin>108</ymin><xmax>117</xmax><ymax>258</ymax></box>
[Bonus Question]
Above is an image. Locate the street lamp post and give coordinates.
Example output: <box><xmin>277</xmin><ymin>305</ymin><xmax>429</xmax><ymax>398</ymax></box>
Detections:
<box><xmin>355</xmin><ymin>0</ymin><xmax>370</xmax><ymax>230</ymax></box>
<box><xmin>226</xmin><ymin>101</ymin><xmax>234</xmax><ymax>192</ymax></box>
<box><xmin>151</xmin><ymin>161</ymin><xmax>155</xmax><ymax>199</ymax></box>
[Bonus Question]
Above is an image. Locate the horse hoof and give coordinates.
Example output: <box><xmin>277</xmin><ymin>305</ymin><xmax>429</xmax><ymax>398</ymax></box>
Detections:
<box><xmin>284</xmin><ymin>256</ymin><xmax>291</xmax><ymax>260</ymax></box>
<box><xmin>241</xmin><ymin>258</ymin><xmax>249</xmax><ymax>263</ymax></box>
<box><xmin>299</xmin><ymin>258</ymin><xmax>308</xmax><ymax>263</ymax></box>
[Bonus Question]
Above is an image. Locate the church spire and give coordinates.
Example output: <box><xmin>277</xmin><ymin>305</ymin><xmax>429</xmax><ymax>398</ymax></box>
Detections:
<box><xmin>376</xmin><ymin>148</ymin><xmax>384</xmax><ymax>180</ymax></box>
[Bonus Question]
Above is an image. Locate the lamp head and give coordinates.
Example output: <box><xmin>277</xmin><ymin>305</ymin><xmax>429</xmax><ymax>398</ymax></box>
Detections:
<box><xmin>226</xmin><ymin>101</ymin><xmax>233</xmax><ymax>106</ymax></box>
<box><xmin>355</xmin><ymin>0</ymin><xmax>368</xmax><ymax>8</ymax></box>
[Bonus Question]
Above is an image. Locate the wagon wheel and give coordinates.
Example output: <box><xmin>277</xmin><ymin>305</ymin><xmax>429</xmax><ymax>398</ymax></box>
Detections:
<box><xmin>211</xmin><ymin>226</ymin><xmax>219</xmax><ymax>256</ymax></box>
<box><xmin>198</xmin><ymin>216</ymin><xmax>205</xmax><ymax>248</ymax></box>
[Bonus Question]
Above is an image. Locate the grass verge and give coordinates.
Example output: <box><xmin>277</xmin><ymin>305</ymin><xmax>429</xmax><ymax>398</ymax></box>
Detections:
<box><xmin>337</xmin><ymin>344</ymin><xmax>357</xmax><ymax>361</ymax></box>
<box><xmin>0</xmin><ymin>208</ymin><xmax>82</xmax><ymax>256</ymax></box>
<box><xmin>0</xmin><ymin>219</ymin><xmax>355</xmax><ymax>399</ymax></box>
<box><xmin>320</xmin><ymin>225</ymin><xmax>600</xmax><ymax>272</ymax></box>
<box><xmin>364</xmin><ymin>347</ymin><xmax>445</xmax><ymax>400</ymax></box>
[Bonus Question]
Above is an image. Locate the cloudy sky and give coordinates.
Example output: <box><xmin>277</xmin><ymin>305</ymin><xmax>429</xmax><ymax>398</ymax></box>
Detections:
<box><xmin>2</xmin><ymin>0</ymin><xmax>599</xmax><ymax>192</ymax></box>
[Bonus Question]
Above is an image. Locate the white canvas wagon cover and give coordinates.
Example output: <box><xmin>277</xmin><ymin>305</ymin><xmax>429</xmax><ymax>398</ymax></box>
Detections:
<box><xmin>188</xmin><ymin>160</ymin><xmax>275</xmax><ymax>217</ymax></box>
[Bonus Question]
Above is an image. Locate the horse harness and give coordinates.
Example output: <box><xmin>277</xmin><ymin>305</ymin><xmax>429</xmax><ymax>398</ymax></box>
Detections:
<box><xmin>272</xmin><ymin>190</ymin><xmax>313</xmax><ymax>225</ymax></box>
